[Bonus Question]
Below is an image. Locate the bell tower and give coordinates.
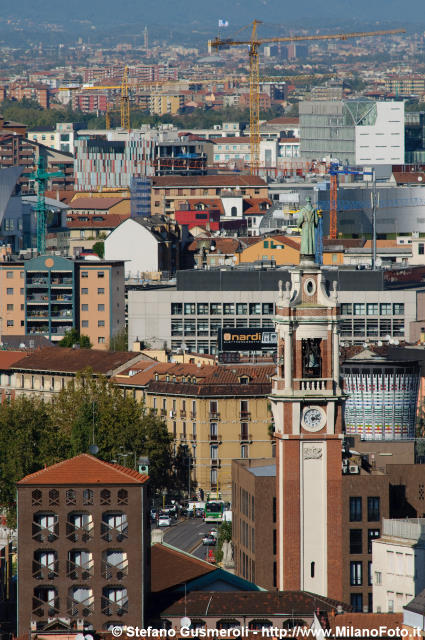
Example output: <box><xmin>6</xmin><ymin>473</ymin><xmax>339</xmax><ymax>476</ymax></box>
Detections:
<box><xmin>271</xmin><ymin>259</ymin><xmax>344</xmax><ymax>599</ymax></box>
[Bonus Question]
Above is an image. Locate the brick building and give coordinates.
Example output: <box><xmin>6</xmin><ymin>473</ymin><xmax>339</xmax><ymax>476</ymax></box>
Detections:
<box><xmin>17</xmin><ymin>454</ymin><xmax>150</xmax><ymax>634</ymax></box>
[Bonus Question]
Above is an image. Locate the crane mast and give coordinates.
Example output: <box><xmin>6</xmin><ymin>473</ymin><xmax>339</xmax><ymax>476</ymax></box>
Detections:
<box><xmin>209</xmin><ymin>24</ymin><xmax>405</xmax><ymax>175</ymax></box>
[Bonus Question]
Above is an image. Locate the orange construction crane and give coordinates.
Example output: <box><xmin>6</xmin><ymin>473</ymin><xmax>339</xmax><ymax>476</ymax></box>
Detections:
<box><xmin>209</xmin><ymin>22</ymin><xmax>405</xmax><ymax>175</ymax></box>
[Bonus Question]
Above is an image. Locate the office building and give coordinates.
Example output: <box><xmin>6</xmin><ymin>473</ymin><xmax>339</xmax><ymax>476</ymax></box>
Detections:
<box><xmin>300</xmin><ymin>100</ymin><xmax>404</xmax><ymax>165</ymax></box>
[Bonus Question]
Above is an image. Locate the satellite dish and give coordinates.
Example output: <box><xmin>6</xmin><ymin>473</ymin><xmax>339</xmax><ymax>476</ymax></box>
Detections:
<box><xmin>89</xmin><ymin>444</ymin><xmax>99</xmax><ymax>455</ymax></box>
<box><xmin>377</xmin><ymin>340</ymin><xmax>383</xmax><ymax>346</ymax></box>
<box><xmin>394</xmin><ymin>339</ymin><xmax>400</xmax><ymax>345</ymax></box>
<box><xmin>85</xmin><ymin>634</ymin><xmax>94</xmax><ymax>640</ymax></box>
<box><xmin>76</xmin><ymin>634</ymin><xmax>85</xmax><ymax>640</ymax></box>
<box><xmin>180</xmin><ymin>617</ymin><xmax>191</xmax><ymax>628</ymax></box>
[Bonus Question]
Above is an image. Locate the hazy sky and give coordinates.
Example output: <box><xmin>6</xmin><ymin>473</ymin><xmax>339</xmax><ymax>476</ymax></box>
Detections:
<box><xmin>12</xmin><ymin>0</ymin><xmax>418</xmax><ymax>26</ymax></box>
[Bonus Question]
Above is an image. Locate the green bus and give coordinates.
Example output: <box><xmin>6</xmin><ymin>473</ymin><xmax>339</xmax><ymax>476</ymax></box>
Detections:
<box><xmin>204</xmin><ymin>496</ymin><xmax>225</xmax><ymax>523</ymax></box>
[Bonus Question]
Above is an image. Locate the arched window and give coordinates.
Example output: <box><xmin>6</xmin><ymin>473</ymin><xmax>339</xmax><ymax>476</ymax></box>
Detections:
<box><xmin>102</xmin><ymin>512</ymin><xmax>128</xmax><ymax>542</ymax></box>
<box><xmin>217</xmin><ymin>620</ymin><xmax>240</xmax><ymax>630</ymax></box>
<box><xmin>102</xmin><ymin>586</ymin><xmax>128</xmax><ymax>616</ymax></box>
<box><xmin>65</xmin><ymin>489</ymin><xmax>76</xmax><ymax>505</ymax></box>
<box><xmin>32</xmin><ymin>550</ymin><xmax>58</xmax><ymax>580</ymax></box>
<box><xmin>48</xmin><ymin>489</ymin><xmax>59</xmax><ymax>506</ymax></box>
<box><xmin>66</xmin><ymin>512</ymin><xmax>93</xmax><ymax>543</ymax></box>
<box><xmin>248</xmin><ymin>620</ymin><xmax>272</xmax><ymax>631</ymax></box>
<box><xmin>68</xmin><ymin>585</ymin><xmax>94</xmax><ymax>617</ymax></box>
<box><xmin>32</xmin><ymin>512</ymin><xmax>58</xmax><ymax>542</ymax></box>
<box><xmin>100</xmin><ymin>489</ymin><xmax>111</xmax><ymax>505</ymax></box>
<box><xmin>32</xmin><ymin>489</ymin><xmax>42</xmax><ymax>506</ymax></box>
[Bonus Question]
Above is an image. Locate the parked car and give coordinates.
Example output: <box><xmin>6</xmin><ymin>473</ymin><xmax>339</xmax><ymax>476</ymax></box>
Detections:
<box><xmin>158</xmin><ymin>515</ymin><xmax>172</xmax><ymax>527</ymax></box>
<box><xmin>202</xmin><ymin>534</ymin><xmax>217</xmax><ymax>546</ymax></box>
<box><xmin>209</xmin><ymin>528</ymin><xmax>218</xmax><ymax>538</ymax></box>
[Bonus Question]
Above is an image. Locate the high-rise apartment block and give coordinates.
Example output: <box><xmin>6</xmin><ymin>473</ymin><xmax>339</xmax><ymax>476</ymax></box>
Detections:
<box><xmin>0</xmin><ymin>255</ymin><xmax>125</xmax><ymax>349</ymax></box>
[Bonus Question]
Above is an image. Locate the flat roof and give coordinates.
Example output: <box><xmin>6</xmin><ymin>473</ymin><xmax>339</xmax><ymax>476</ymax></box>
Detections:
<box><xmin>247</xmin><ymin>464</ymin><xmax>276</xmax><ymax>477</ymax></box>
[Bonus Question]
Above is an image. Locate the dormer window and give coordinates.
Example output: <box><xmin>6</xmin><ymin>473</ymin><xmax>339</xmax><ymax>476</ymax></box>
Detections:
<box><xmin>239</xmin><ymin>376</ymin><xmax>250</xmax><ymax>384</ymax></box>
<box><xmin>181</xmin><ymin>376</ymin><xmax>185</xmax><ymax>383</ymax></box>
<box><xmin>166</xmin><ymin>375</ymin><xmax>170</xmax><ymax>382</ymax></box>
<box><xmin>155</xmin><ymin>374</ymin><xmax>159</xmax><ymax>381</ymax></box>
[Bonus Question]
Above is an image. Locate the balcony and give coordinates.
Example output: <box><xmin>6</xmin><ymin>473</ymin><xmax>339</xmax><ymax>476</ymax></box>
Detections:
<box><xmin>239</xmin><ymin>411</ymin><xmax>251</xmax><ymax>420</ymax></box>
<box><xmin>27</xmin><ymin>295</ymin><xmax>49</xmax><ymax>303</ymax></box>
<box><xmin>180</xmin><ymin>410</ymin><xmax>186</xmax><ymax>418</ymax></box>
<box><xmin>32</xmin><ymin>594</ymin><xmax>59</xmax><ymax>618</ymax></box>
<box><xmin>190</xmin><ymin>412</ymin><xmax>197</xmax><ymax>420</ymax></box>
<box><xmin>51</xmin><ymin>278</ymin><xmax>73</xmax><ymax>287</ymax></box>
<box><xmin>211</xmin><ymin>459</ymin><xmax>221</xmax><ymax>467</ymax></box>
<box><xmin>32</xmin><ymin>560</ymin><xmax>58</xmax><ymax>581</ymax></box>
<box><xmin>67</xmin><ymin>598</ymin><xmax>94</xmax><ymax>618</ymax></box>
<box><xmin>160</xmin><ymin>409</ymin><xmax>167</xmax><ymax>417</ymax></box>
<box><xmin>27</xmin><ymin>279</ymin><xmax>48</xmax><ymax>287</ymax></box>
<box><xmin>66</xmin><ymin>559</ymin><xmax>94</xmax><ymax>580</ymax></box>
<box><xmin>209</xmin><ymin>433</ymin><xmax>222</xmax><ymax>442</ymax></box>
<box><xmin>293</xmin><ymin>378</ymin><xmax>333</xmax><ymax>393</ymax></box>
<box><xmin>179</xmin><ymin>434</ymin><xmax>187</xmax><ymax>442</ymax></box>
<box><xmin>209</xmin><ymin>412</ymin><xmax>220</xmax><ymax>421</ymax></box>
<box><xmin>102</xmin><ymin>559</ymin><xmax>128</xmax><ymax>581</ymax></box>
<box><xmin>27</xmin><ymin>312</ymin><xmax>49</xmax><ymax>319</ymax></box>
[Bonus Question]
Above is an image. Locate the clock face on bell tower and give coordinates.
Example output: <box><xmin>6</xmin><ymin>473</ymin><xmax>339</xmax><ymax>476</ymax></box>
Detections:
<box><xmin>270</xmin><ymin>261</ymin><xmax>345</xmax><ymax>601</ymax></box>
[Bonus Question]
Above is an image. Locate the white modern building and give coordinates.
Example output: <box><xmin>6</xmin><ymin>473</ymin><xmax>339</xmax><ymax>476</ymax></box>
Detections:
<box><xmin>372</xmin><ymin>519</ymin><xmax>425</xmax><ymax>613</ymax></box>
<box><xmin>300</xmin><ymin>100</ymin><xmax>404</xmax><ymax>166</ymax></box>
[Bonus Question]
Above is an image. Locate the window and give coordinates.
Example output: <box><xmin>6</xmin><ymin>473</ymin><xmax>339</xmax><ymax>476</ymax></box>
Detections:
<box><xmin>20</xmin><ymin>288</ymin><xmax>24</xmax><ymax>295</ymax></box>
<box><xmin>367</xmin><ymin>303</ymin><xmax>378</xmax><ymax>315</ymax></box>
<box><xmin>210</xmin><ymin>303</ymin><xmax>221</xmax><ymax>315</ymax></box>
<box><xmin>350</xmin><ymin>529</ymin><xmax>362</xmax><ymax>554</ymax></box>
<box><xmin>262</xmin><ymin>303</ymin><xmax>274</xmax><ymax>315</ymax></box>
<box><xmin>350</xmin><ymin>561</ymin><xmax>363</xmax><ymax>586</ymax></box>
<box><xmin>419</xmin><ymin>243</ymin><xmax>425</xmax><ymax>255</ymax></box>
<box><xmin>350</xmin><ymin>593</ymin><xmax>363</xmax><ymax>613</ymax></box>
<box><xmin>98</xmin><ymin>337</ymin><xmax>105</xmax><ymax>344</ymax></box>
<box><xmin>6</xmin><ymin>320</ymin><xmax>13</xmax><ymax>327</ymax></box>
<box><xmin>236</xmin><ymin>303</ymin><xmax>247</xmax><ymax>315</ymax></box>
<box><xmin>375</xmin><ymin>571</ymin><xmax>382</xmax><ymax>585</ymax></box>
<box><xmin>98</xmin><ymin>304</ymin><xmax>105</xmax><ymax>311</ymax></box>
<box><xmin>393</xmin><ymin>303</ymin><xmax>404</xmax><ymax>315</ymax></box>
<box><xmin>197</xmin><ymin>303</ymin><xmax>209</xmax><ymax>315</ymax></box>
<box><xmin>82</xmin><ymin>288</ymin><xmax>88</xmax><ymax>295</ymax></box>
<box><xmin>349</xmin><ymin>497</ymin><xmax>362</xmax><ymax>522</ymax></box>
<box><xmin>184</xmin><ymin>303</ymin><xmax>195</xmax><ymax>315</ymax></box>
<box><xmin>6</xmin><ymin>304</ymin><xmax>13</xmax><ymax>311</ymax></box>
<box><xmin>98</xmin><ymin>320</ymin><xmax>105</xmax><ymax>327</ymax></box>
<box><xmin>66</xmin><ymin>489</ymin><xmax>76</xmax><ymax>505</ymax></box>
<box><xmin>171</xmin><ymin>303</ymin><xmax>182</xmax><ymax>315</ymax></box>
<box><xmin>98</xmin><ymin>288</ymin><xmax>104</xmax><ymax>294</ymax></box>
<box><xmin>353</xmin><ymin>303</ymin><xmax>365</xmax><ymax>315</ymax></box>
<box><xmin>6</xmin><ymin>271</ymin><xmax>13</xmax><ymax>279</ymax></box>
<box><xmin>82</xmin><ymin>271</ymin><xmax>88</xmax><ymax>278</ymax></box>
<box><xmin>210</xmin><ymin>445</ymin><xmax>218</xmax><ymax>460</ymax></box>
<box><xmin>82</xmin><ymin>320</ymin><xmax>88</xmax><ymax>328</ymax></box>
<box><xmin>368</xmin><ymin>529</ymin><xmax>380</xmax><ymax>553</ymax></box>
<box><xmin>249</xmin><ymin>303</ymin><xmax>261</xmax><ymax>315</ymax></box>
<box><xmin>82</xmin><ymin>304</ymin><xmax>88</xmax><ymax>311</ymax></box>
<box><xmin>83</xmin><ymin>489</ymin><xmax>94</xmax><ymax>505</ymax></box>
<box><xmin>97</xmin><ymin>271</ymin><xmax>104</xmax><ymax>278</ymax></box>
<box><xmin>241</xmin><ymin>444</ymin><xmax>248</xmax><ymax>458</ymax></box>
<box><xmin>380</xmin><ymin>303</ymin><xmax>392</xmax><ymax>315</ymax></box>
<box><xmin>223</xmin><ymin>303</ymin><xmax>234</xmax><ymax>315</ymax></box>
<box><xmin>368</xmin><ymin>497</ymin><xmax>380</xmax><ymax>521</ymax></box>
<box><xmin>6</xmin><ymin>288</ymin><xmax>13</xmax><ymax>295</ymax></box>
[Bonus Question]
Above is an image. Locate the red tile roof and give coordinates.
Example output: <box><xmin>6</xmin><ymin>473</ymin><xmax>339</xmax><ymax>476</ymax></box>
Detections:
<box><xmin>187</xmin><ymin>237</ymin><xmax>241</xmax><ymax>254</ymax></box>
<box><xmin>159</xmin><ymin>590</ymin><xmax>350</xmax><ymax>617</ymax></box>
<box><xmin>152</xmin><ymin>175</ymin><xmax>267</xmax><ymax>188</ymax></box>
<box><xmin>66</xmin><ymin>213</ymin><xmax>129</xmax><ymax>229</ymax></box>
<box><xmin>151</xmin><ymin>543</ymin><xmax>216</xmax><ymax>592</ymax></box>
<box><xmin>10</xmin><ymin>347</ymin><xmax>148</xmax><ymax>375</ymax></box>
<box><xmin>17</xmin><ymin>453</ymin><xmax>148</xmax><ymax>486</ymax></box>
<box><xmin>329</xmin><ymin>613</ymin><xmax>402</xmax><ymax>636</ymax></box>
<box><xmin>265</xmin><ymin>117</ymin><xmax>299</xmax><ymax>125</ymax></box>
<box><xmin>0</xmin><ymin>351</ymin><xmax>32</xmax><ymax>369</ymax></box>
<box><xmin>211</xmin><ymin>137</ymin><xmax>251</xmax><ymax>144</ymax></box>
<box><xmin>69</xmin><ymin>197</ymin><xmax>127</xmax><ymax>210</ymax></box>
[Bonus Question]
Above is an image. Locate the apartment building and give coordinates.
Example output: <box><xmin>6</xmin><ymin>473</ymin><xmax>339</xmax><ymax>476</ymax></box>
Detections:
<box><xmin>114</xmin><ymin>362</ymin><xmax>274</xmax><ymax>501</ymax></box>
<box><xmin>372</xmin><ymin>519</ymin><xmax>425</xmax><ymax>613</ymax></box>
<box><xmin>17</xmin><ymin>454</ymin><xmax>149</xmax><ymax>635</ymax></box>
<box><xmin>150</xmin><ymin>175</ymin><xmax>268</xmax><ymax>217</ymax></box>
<box><xmin>0</xmin><ymin>255</ymin><xmax>125</xmax><ymax>349</ymax></box>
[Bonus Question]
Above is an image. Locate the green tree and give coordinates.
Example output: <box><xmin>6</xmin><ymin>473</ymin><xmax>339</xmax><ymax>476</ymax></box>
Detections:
<box><xmin>49</xmin><ymin>369</ymin><xmax>174</xmax><ymax>492</ymax></box>
<box><xmin>215</xmin><ymin>521</ymin><xmax>232</xmax><ymax>564</ymax></box>
<box><xmin>92</xmin><ymin>241</ymin><xmax>104</xmax><ymax>258</ymax></box>
<box><xmin>59</xmin><ymin>328</ymin><xmax>92</xmax><ymax>348</ymax></box>
<box><xmin>0</xmin><ymin>396</ymin><xmax>71</xmax><ymax>525</ymax></box>
<box><xmin>109</xmin><ymin>326</ymin><xmax>128</xmax><ymax>352</ymax></box>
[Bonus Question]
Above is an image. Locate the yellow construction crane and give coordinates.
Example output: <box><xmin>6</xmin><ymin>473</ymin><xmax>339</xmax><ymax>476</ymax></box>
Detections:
<box><xmin>120</xmin><ymin>66</ymin><xmax>130</xmax><ymax>131</ymax></box>
<box><xmin>209</xmin><ymin>22</ymin><xmax>405</xmax><ymax>175</ymax></box>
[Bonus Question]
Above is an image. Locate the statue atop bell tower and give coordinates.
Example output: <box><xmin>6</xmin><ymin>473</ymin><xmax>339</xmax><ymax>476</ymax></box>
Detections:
<box><xmin>271</xmin><ymin>257</ymin><xmax>344</xmax><ymax>600</ymax></box>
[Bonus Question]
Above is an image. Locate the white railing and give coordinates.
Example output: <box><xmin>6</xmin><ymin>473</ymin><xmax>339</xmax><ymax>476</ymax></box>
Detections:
<box><xmin>294</xmin><ymin>378</ymin><xmax>332</xmax><ymax>392</ymax></box>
